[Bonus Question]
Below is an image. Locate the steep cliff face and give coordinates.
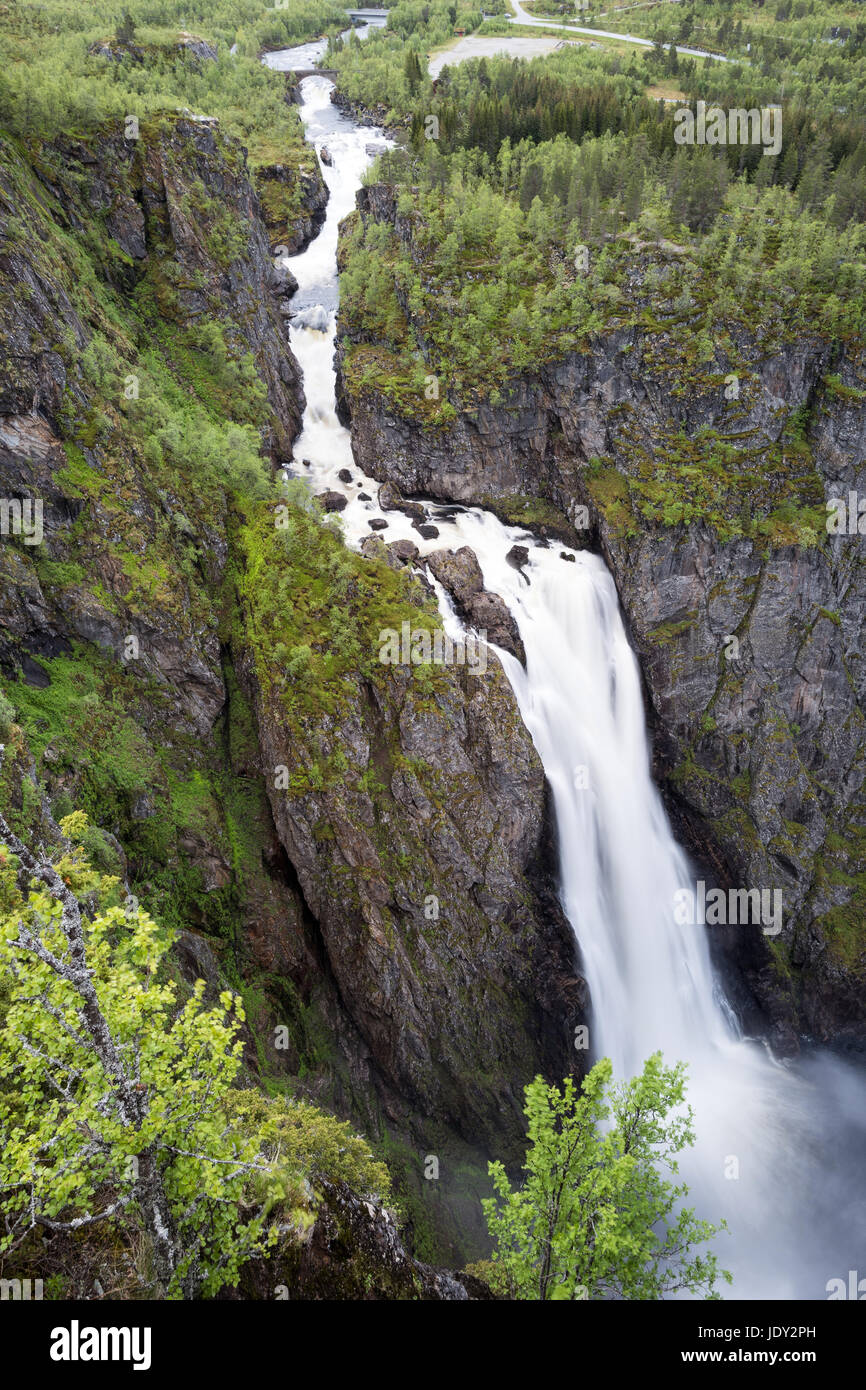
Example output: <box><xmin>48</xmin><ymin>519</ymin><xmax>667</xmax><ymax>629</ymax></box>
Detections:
<box><xmin>0</xmin><ymin>113</ymin><xmax>318</xmax><ymax>1068</ymax></box>
<box><xmin>232</xmin><ymin>502</ymin><xmax>580</xmax><ymax>1163</ymax></box>
<box><xmin>0</xmin><ymin>117</ymin><xmax>583</xmax><ymax>1267</ymax></box>
<box><xmin>255</xmin><ymin>161</ymin><xmax>329</xmax><ymax>257</ymax></box>
<box><xmin>336</xmin><ymin>184</ymin><xmax>866</xmax><ymax>1051</ymax></box>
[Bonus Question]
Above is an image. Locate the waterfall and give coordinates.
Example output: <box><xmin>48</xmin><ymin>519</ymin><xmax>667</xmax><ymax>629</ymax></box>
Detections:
<box><xmin>273</xmin><ymin>69</ymin><xmax>866</xmax><ymax>1300</ymax></box>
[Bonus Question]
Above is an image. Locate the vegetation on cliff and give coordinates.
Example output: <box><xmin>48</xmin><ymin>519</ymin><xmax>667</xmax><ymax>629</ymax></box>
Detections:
<box><xmin>332</xmin><ymin>15</ymin><xmax>866</xmax><ymax>1017</ymax></box>
<box><xmin>0</xmin><ymin>0</ymin><xmax>339</xmax><ymax>185</ymax></box>
<box><xmin>0</xmin><ymin>0</ymin><xmax>576</xmax><ymax>1288</ymax></box>
<box><xmin>0</xmin><ymin>805</ymin><xmax>391</xmax><ymax>1298</ymax></box>
<box><xmin>336</xmin><ymin>38</ymin><xmax>865</xmax><ymax>394</ymax></box>
<box><xmin>1</xmin><ymin>0</ymin><xmax>864</xmax><ymax>1305</ymax></box>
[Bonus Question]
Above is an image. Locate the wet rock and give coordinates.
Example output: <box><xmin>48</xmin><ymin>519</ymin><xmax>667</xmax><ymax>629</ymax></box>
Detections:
<box><xmin>560</xmin><ymin>551</ymin><xmax>576</xmax><ymax>563</ymax></box>
<box><xmin>388</xmin><ymin>538</ymin><xmax>419</xmax><ymax>564</ymax></box>
<box><xmin>368</xmin><ymin>517</ymin><xmax>388</xmax><ymax>530</ymax></box>
<box><xmin>426</xmin><ymin>547</ymin><xmax>525</xmax><ymax>665</ymax></box>
<box><xmin>378</xmin><ymin>480</ymin><xmax>400</xmax><ymax>509</ymax></box>
<box><xmin>338</xmin><ymin>468</ymin><xmax>353</xmax><ymax>483</ymax></box>
<box><xmin>379</xmin><ymin>480</ymin><xmax>425</xmax><ymax>521</ymax></box>
<box><xmin>269</xmin><ymin>260</ymin><xmax>298</xmax><ymax>297</ymax></box>
<box><xmin>506</xmin><ymin>545</ymin><xmax>530</xmax><ymax>576</ymax></box>
<box><xmin>302</xmin><ymin>458</ymin><xmax>312</xmax><ymax>467</ymax></box>
<box><xmin>426</xmin><ymin>547</ymin><xmax>485</xmax><ymax>599</ymax></box>
<box><xmin>414</xmin><ymin>522</ymin><xmax>439</xmax><ymax>540</ymax></box>
<box><xmin>319</xmin><ymin>145</ymin><xmax>333</xmax><ymax>166</ymax></box>
<box><xmin>358</xmin><ymin>491</ymin><xmax>371</xmax><ymax>501</ymax></box>
<box><xmin>317</xmin><ymin>491</ymin><xmax>347</xmax><ymax>512</ymax></box>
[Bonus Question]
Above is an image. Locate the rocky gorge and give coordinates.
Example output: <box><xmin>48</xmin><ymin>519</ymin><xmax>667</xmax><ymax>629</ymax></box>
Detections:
<box><xmin>0</xmin><ymin>99</ymin><xmax>581</xmax><ymax>1278</ymax></box>
<box><xmin>2</xmin><ymin>3</ymin><xmax>865</xmax><ymax>1306</ymax></box>
<box><xmin>336</xmin><ymin>180</ymin><xmax>866</xmax><ymax>1056</ymax></box>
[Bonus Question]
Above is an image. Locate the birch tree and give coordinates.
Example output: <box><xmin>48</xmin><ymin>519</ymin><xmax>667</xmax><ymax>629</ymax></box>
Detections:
<box><xmin>483</xmin><ymin>1054</ymin><xmax>732</xmax><ymax>1300</ymax></box>
<box><xmin>0</xmin><ymin>808</ymin><xmax>280</xmax><ymax>1298</ymax></box>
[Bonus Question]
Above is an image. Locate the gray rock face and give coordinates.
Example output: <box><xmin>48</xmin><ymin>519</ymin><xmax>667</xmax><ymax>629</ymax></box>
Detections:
<box><xmin>426</xmin><ymin>547</ymin><xmax>526</xmax><ymax>665</ymax></box>
<box><xmin>608</xmin><ymin>521</ymin><xmax>866</xmax><ymax>1051</ymax></box>
<box><xmin>176</xmin><ymin>34</ymin><xmax>219</xmax><ymax>63</ymax></box>
<box><xmin>238</xmin><ymin>613</ymin><xmax>580</xmax><ymax>1155</ymax></box>
<box><xmin>139</xmin><ymin>117</ymin><xmax>306</xmax><ymax>454</ymax></box>
<box><xmin>335</xmin><ymin>186</ymin><xmax>866</xmax><ymax>1048</ymax></box>
<box><xmin>255</xmin><ymin>162</ymin><xmax>328</xmax><ymax>256</ymax></box>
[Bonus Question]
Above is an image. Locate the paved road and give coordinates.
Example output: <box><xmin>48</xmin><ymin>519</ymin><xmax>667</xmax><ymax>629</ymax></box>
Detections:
<box><xmin>507</xmin><ymin>0</ymin><xmax>731</xmax><ymax>62</ymax></box>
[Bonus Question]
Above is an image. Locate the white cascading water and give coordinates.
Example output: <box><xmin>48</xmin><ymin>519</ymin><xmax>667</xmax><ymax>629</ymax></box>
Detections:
<box><xmin>270</xmin><ymin>66</ymin><xmax>866</xmax><ymax>1299</ymax></box>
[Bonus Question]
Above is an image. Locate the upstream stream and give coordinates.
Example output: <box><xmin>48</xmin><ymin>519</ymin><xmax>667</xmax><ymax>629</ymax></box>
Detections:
<box><xmin>266</xmin><ymin>56</ymin><xmax>866</xmax><ymax>1299</ymax></box>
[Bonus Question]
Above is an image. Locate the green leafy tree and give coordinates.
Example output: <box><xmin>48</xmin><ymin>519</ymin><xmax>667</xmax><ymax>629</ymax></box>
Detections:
<box><xmin>483</xmin><ymin>1054</ymin><xmax>731</xmax><ymax>1300</ymax></box>
<box><xmin>0</xmin><ymin>809</ymin><xmax>284</xmax><ymax>1298</ymax></box>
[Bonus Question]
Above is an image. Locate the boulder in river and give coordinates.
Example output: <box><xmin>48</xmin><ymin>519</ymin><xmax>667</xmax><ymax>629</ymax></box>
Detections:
<box><xmin>270</xmin><ymin>260</ymin><xmax>299</xmax><ymax>297</ymax></box>
<box><xmin>338</xmin><ymin>468</ymin><xmax>353</xmax><ymax>483</ymax></box>
<box><xmin>319</xmin><ymin>145</ymin><xmax>333</xmax><ymax>166</ymax></box>
<box><xmin>506</xmin><ymin>544</ymin><xmax>530</xmax><ymax>580</ymax></box>
<box><xmin>317</xmin><ymin>490</ymin><xmax>347</xmax><ymax>512</ymax></box>
<box><xmin>389</xmin><ymin>538</ymin><xmax>419</xmax><ymax>564</ymax></box>
<box><xmin>426</xmin><ymin>547</ymin><xmax>526</xmax><ymax>665</ymax></box>
<box><xmin>414</xmin><ymin>522</ymin><xmax>439</xmax><ymax>540</ymax></box>
<box><xmin>369</xmin><ymin>517</ymin><xmax>389</xmax><ymax>531</ymax></box>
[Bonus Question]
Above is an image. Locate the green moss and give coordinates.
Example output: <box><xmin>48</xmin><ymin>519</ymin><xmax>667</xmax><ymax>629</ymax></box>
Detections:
<box><xmin>234</xmin><ymin>494</ymin><xmax>449</xmax><ymax>735</ymax></box>
<box><xmin>584</xmin><ymin>460</ymin><xmax>638</xmax><ymax>539</ymax></box>
<box><xmin>822</xmin><ymin>373</ymin><xmax>866</xmax><ymax>403</ymax></box>
<box><xmin>477</xmin><ymin>492</ymin><xmax>576</xmax><ymax>539</ymax></box>
<box><xmin>647</xmin><ymin>613</ymin><xmax>697</xmax><ymax>646</ymax></box>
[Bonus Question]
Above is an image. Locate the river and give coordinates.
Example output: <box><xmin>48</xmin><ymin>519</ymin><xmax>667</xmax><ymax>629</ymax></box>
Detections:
<box><xmin>267</xmin><ymin>60</ymin><xmax>866</xmax><ymax>1301</ymax></box>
